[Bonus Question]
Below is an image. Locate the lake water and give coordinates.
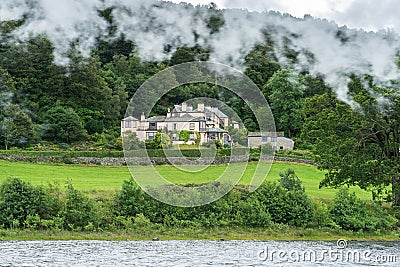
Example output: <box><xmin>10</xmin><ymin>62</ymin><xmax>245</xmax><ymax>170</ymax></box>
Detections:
<box><xmin>0</xmin><ymin>240</ymin><xmax>399</xmax><ymax>266</ymax></box>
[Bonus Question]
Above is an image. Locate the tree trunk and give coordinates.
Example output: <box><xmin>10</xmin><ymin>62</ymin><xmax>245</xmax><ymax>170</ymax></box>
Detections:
<box><xmin>393</xmin><ymin>175</ymin><xmax>400</xmax><ymax>207</ymax></box>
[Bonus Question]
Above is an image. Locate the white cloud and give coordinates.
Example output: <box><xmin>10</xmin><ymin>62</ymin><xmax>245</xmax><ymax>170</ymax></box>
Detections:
<box><xmin>170</xmin><ymin>0</ymin><xmax>400</xmax><ymax>32</ymax></box>
<box><xmin>331</xmin><ymin>0</ymin><xmax>400</xmax><ymax>32</ymax></box>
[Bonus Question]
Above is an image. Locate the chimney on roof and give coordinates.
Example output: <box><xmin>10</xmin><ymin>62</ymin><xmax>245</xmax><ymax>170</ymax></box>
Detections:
<box><xmin>198</xmin><ymin>103</ymin><xmax>205</xmax><ymax>112</ymax></box>
<box><xmin>182</xmin><ymin>102</ymin><xmax>187</xmax><ymax>112</ymax></box>
<box><xmin>167</xmin><ymin>108</ymin><xmax>171</xmax><ymax>118</ymax></box>
<box><xmin>141</xmin><ymin>112</ymin><xmax>145</xmax><ymax>121</ymax></box>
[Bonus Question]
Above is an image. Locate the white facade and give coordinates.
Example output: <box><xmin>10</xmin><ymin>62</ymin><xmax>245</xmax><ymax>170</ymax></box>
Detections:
<box><xmin>247</xmin><ymin>132</ymin><xmax>295</xmax><ymax>150</ymax></box>
<box><xmin>121</xmin><ymin>103</ymin><xmax>231</xmax><ymax>145</ymax></box>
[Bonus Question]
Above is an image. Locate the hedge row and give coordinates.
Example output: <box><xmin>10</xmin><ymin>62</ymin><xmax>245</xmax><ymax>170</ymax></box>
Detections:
<box><xmin>0</xmin><ymin>176</ymin><xmax>396</xmax><ymax>232</ymax></box>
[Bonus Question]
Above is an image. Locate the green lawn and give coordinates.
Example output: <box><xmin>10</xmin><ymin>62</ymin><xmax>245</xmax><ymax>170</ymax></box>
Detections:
<box><xmin>0</xmin><ymin>160</ymin><xmax>371</xmax><ymax>200</ymax></box>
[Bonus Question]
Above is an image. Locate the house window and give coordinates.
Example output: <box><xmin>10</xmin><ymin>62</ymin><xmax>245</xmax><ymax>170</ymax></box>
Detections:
<box><xmin>262</xmin><ymin>136</ymin><xmax>268</xmax><ymax>142</ymax></box>
<box><xmin>200</xmin><ymin>122</ymin><xmax>205</xmax><ymax>129</ymax></box>
<box><xmin>189</xmin><ymin>133</ymin><xmax>195</xmax><ymax>141</ymax></box>
<box><xmin>132</xmin><ymin>122</ymin><xmax>137</xmax><ymax>128</ymax></box>
<box><xmin>189</xmin><ymin>123</ymin><xmax>195</xmax><ymax>130</ymax></box>
<box><xmin>147</xmin><ymin>132</ymin><xmax>155</xmax><ymax>140</ymax></box>
<box><xmin>125</xmin><ymin>121</ymin><xmax>131</xmax><ymax>128</ymax></box>
<box><xmin>271</xmin><ymin>137</ymin><xmax>277</xmax><ymax>142</ymax></box>
<box><xmin>173</xmin><ymin>123</ymin><xmax>177</xmax><ymax>130</ymax></box>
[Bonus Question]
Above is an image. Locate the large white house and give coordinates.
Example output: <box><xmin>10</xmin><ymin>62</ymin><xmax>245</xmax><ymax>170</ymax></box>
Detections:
<box><xmin>121</xmin><ymin>103</ymin><xmax>239</xmax><ymax>145</ymax></box>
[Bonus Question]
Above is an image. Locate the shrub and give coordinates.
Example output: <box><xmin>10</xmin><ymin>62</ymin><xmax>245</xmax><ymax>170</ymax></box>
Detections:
<box><xmin>122</xmin><ymin>132</ymin><xmax>145</xmax><ymax>150</ymax></box>
<box><xmin>253</xmin><ymin>181</ymin><xmax>313</xmax><ymax>226</ymax></box>
<box><xmin>117</xmin><ymin>179</ymin><xmax>146</xmax><ymax>217</ymax></box>
<box><xmin>0</xmin><ymin>178</ymin><xmax>56</xmax><ymax>228</ymax></box>
<box><xmin>61</xmin><ymin>181</ymin><xmax>95</xmax><ymax>230</ymax></box>
<box><xmin>330</xmin><ymin>188</ymin><xmax>368</xmax><ymax>231</ymax></box>
<box><xmin>310</xmin><ymin>199</ymin><xmax>337</xmax><ymax>228</ymax></box>
<box><xmin>278</xmin><ymin>168</ymin><xmax>304</xmax><ymax>192</ymax></box>
<box><xmin>178</xmin><ymin>130</ymin><xmax>192</xmax><ymax>143</ymax></box>
<box><xmin>330</xmin><ymin>188</ymin><xmax>398</xmax><ymax>231</ymax></box>
<box><xmin>236</xmin><ymin>196</ymin><xmax>272</xmax><ymax>227</ymax></box>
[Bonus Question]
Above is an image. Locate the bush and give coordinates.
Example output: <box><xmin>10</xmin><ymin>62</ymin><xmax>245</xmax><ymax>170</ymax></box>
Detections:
<box><xmin>330</xmin><ymin>188</ymin><xmax>397</xmax><ymax>231</ymax></box>
<box><xmin>117</xmin><ymin>179</ymin><xmax>146</xmax><ymax>218</ymax></box>
<box><xmin>310</xmin><ymin>199</ymin><xmax>337</xmax><ymax>228</ymax></box>
<box><xmin>62</xmin><ymin>181</ymin><xmax>95</xmax><ymax>230</ymax></box>
<box><xmin>330</xmin><ymin>188</ymin><xmax>368</xmax><ymax>231</ymax></box>
<box><xmin>236</xmin><ymin>196</ymin><xmax>271</xmax><ymax>227</ymax></box>
<box><xmin>253</xmin><ymin>181</ymin><xmax>313</xmax><ymax>226</ymax></box>
<box><xmin>0</xmin><ymin>178</ymin><xmax>58</xmax><ymax>228</ymax></box>
<box><xmin>278</xmin><ymin>168</ymin><xmax>304</xmax><ymax>192</ymax></box>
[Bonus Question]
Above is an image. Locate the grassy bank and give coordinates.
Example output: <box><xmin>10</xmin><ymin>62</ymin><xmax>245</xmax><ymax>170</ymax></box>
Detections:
<box><xmin>1</xmin><ymin>226</ymin><xmax>399</xmax><ymax>242</ymax></box>
<box><xmin>0</xmin><ymin>160</ymin><xmax>370</xmax><ymax>200</ymax></box>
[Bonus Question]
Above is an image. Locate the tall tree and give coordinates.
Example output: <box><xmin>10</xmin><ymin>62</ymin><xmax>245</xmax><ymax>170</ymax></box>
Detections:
<box><xmin>43</xmin><ymin>106</ymin><xmax>85</xmax><ymax>144</ymax></box>
<box><xmin>302</xmin><ymin>78</ymin><xmax>400</xmax><ymax>206</ymax></box>
<box><xmin>265</xmin><ymin>69</ymin><xmax>305</xmax><ymax>138</ymax></box>
<box><xmin>0</xmin><ymin>104</ymin><xmax>35</xmax><ymax>150</ymax></box>
<box><xmin>244</xmin><ymin>44</ymin><xmax>281</xmax><ymax>92</ymax></box>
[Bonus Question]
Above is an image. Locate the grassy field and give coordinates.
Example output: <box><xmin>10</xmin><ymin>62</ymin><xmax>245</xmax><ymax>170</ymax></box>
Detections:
<box><xmin>0</xmin><ymin>160</ymin><xmax>371</xmax><ymax>200</ymax></box>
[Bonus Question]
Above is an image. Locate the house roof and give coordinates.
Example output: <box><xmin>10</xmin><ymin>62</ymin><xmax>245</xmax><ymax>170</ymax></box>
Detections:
<box><xmin>146</xmin><ymin>116</ymin><xmax>166</xmax><ymax>122</ymax></box>
<box><xmin>165</xmin><ymin>113</ymin><xmax>207</xmax><ymax>122</ymax></box>
<box><xmin>205</xmin><ymin>107</ymin><xmax>228</xmax><ymax>118</ymax></box>
<box><xmin>278</xmin><ymin>137</ymin><xmax>295</xmax><ymax>143</ymax></box>
<box><xmin>248</xmin><ymin>132</ymin><xmax>285</xmax><ymax>137</ymax></box>
<box><xmin>172</xmin><ymin>104</ymin><xmax>228</xmax><ymax>118</ymax></box>
<box><xmin>122</xmin><ymin>116</ymin><xmax>138</xmax><ymax>121</ymax></box>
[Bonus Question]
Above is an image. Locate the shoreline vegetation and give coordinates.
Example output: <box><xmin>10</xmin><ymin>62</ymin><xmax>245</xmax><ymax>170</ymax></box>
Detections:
<box><xmin>0</xmin><ymin>156</ymin><xmax>398</xmax><ymax>242</ymax></box>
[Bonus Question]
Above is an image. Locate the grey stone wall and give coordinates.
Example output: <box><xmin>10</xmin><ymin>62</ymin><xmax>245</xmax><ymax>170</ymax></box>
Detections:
<box><xmin>0</xmin><ymin>153</ymin><xmax>314</xmax><ymax>166</ymax></box>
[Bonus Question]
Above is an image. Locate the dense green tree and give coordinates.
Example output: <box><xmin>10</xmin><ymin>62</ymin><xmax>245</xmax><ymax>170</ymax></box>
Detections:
<box><xmin>43</xmin><ymin>106</ymin><xmax>85</xmax><ymax>143</ymax></box>
<box><xmin>230</xmin><ymin>128</ymin><xmax>248</xmax><ymax>146</ymax></box>
<box><xmin>0</xmin><ymin>178</ymin><xmax>51</xmax><ymax>228</ymax></box>
<box><xmin>302</xmin><ymin>80</ymin><xmax>400</xmax><ymax>206</ymax></box>
<box><xmin>62</xmin><ymin>181</ymin><xmax>94</xmax><ymax>230</ymax></box>
<box><xmin>0</xmin><ymin>104</ymin><xmax>35</xmax><ymax>149</ymax></box>
<box><xmin>244</xmin><ymin>44</ymin><xmax>281</xmax><ymax>91</ymax></box>
<box><xmin>170</xmin><ymin>46</ymin><xmax>210</xmax><ymax>66</ymax></box>
<box><xmin>122</xmin><ymin>131</ymin><xmax>145</xmax><ymax>150</ymax></box>
<box><xmin>265</xmin><ymin>69</ymin><xmax>305</xmax><ymax>137</ymax></box>
<box><xmin>278</xmin><ymin>168</ymin><xmax>304</xmax><ymax>192</ymax></box>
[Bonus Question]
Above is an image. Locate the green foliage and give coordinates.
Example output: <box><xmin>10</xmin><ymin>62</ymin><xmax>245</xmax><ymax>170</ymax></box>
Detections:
<box><xmin>330</xmin><ymin>188</ymin><xmax>397</xmax><ymax>231</ymax></box>
<box><xmin>145</xmin><ymin>132</ymin><xmax>172</xmax><ymax>149</ymax></box>
<box><xmin>0</xmin><ymin>178</ymin><xmax>58</xmax><ymax>228</ymax></box>
<box><xmin>230</xmin><ymin>128</ymin><xmax>248</xmax><ymax>146</ymax></box>
<box><xmin>117</xmin><ymin>179</ymin><xmax>146</xmax><ymax>218</ymax></box>
<box><xmin>253</xmin><ymin>181</ymin><xmax>313</xmax><ymax>226</ymax></box>
<box><xmin>0</xmin><ymin>104</ymin><xmax>35</xmax><ymax>149</ymax></box>
<box><xmin>278</xmin><ymin>168</ymin><xmax>304</xmax><ymax>192</ymax></box>
<box><xmin>44</xmin><ymin>106</ymin><xmax>85</xmax><ymax>144</ymax></box>
<box><xmin>275</xmin><ymin>149</ymin><xmax>314</xmax><ymax>160</ymax></box>
<box><xmin>122</xmin><ymin>131</ymin><xmax>145</xmax><ymax>150</ymax></box>
<box><xmin>301</xmin><ymin>90</ymin><xmax>400</xmax><ymax>206</ymax></box>
<box><xmin>265</xmin><ymin>69</ymin><xmax>305</xmax><ymax>138</ymax></box>
<box><xmin>62</xmin><ymin>181</ymin><xmax>94</xmax><ymax>230</ymax></box>
<box><xmin>0</xmin><ymin>176</ymin><xmax>396</xmax><ymax>233</ymax></box>
<box><xmin>310</xmin><ymin>199</ymin><xmax>336</xmax><ymax>228</ymax></box>
<box><xmin>236</xmin><ymin>195</ymin><xmax>272</xmax><ymax>227</ymax></box>
<box><xmin>178</xmin><ymin>130</ymin><xmax>193</xmax><ymax>143</ymax></box>
<box><xmin>85</xmin><ymin>119</ymin><xmax>104</xmax><ymax>135</ymax></box>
